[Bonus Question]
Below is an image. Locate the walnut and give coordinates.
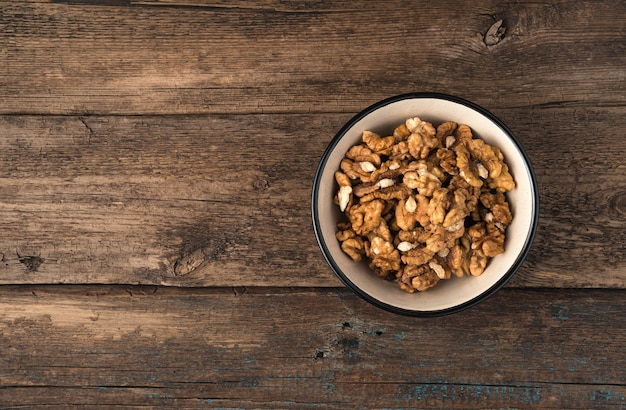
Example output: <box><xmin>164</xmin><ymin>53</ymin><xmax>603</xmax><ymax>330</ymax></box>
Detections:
<box><xmin>362</xmin><ymin>130</ymin><xmax>395</xmax><ymax>156</ymax></box>
<box><xmin>455</xmin><ymin>143</ymin><xmax>484</xmax><ymax>188</ymax></box>
<box><xmin>446</xmin><ymin>243</ymin><xmax>466</xmax><ymax>277</ymax></box>
<box><xmin>393</xmin><ymin>122</ymin><xmax>411</xmax><ymax>141</ymax></box>
<box><xmin>347</xmin><ymin>199</ymin><xmax>385</xmax><ymax>236</ymax></box>
<box><xmin>467</xmin><ymin>222</ymin><xmax>486</xmax><ymax>245</ymax></box>
<box><xmin>359</xmin><ymin>184</ymin><xmax>412</xmax><ymax>203</ymax></box>
<box><xmin>424</xmin><ymin>226</ymin><xmax>447</xmax><ymax>254</ymax></box>
<box><xmin>335</xmin><ymin>171</ymin><xmax>353</xmax><ymax>212</ymax></box>
<box><xmin>402</xmin><ymin>161</ymin><xmax>442</xmax><ymax>197</ymax></box>
<box><xmin>466</xmin><ymin>222</ymin><xmax>505</xmax><ymax>273</ymax></box>
<box><xmin>353</xmin><ymin>181</ymin><xmax>382</xmax><ymax>198</ymax></box>
<box><xmin>395</xmin><ymin>195</ymin><xmax>418</xmax><ymax>231</ymax></box>
<box><xmin>448</xmin><ymin>174</ymin><xmax>480</xmax><ymax>199</ymax></box>
<box><xmin>424</xmin><ymin>155</ymin><xmax>448</xmax><ymax>182</ymax></box>
<box><xmin>468</xmin><ymin>222</ymin><xmax>506</xmax><ymax>258</ymax></box>
<box><xmin>400</xmin><ymin>247</ymin><xmax>434</xmax><ymax>266</ymax></box>
<box><xmin>342</xmin><ymin>238</ymin><xmax>366</xmax><ymax>262</ymax></box>
<box><xmin>488</xmin><ymin>161</ymin><xmax>516</xmax><ymax>192</ymax></box>
<box><xmin>370</xmin><ymin>220</ymin><xmax>393</xmax><ymax>242</ymax></box>
<box><xmin>469</xmin><ymin>248</ymin><xmax>489</xmax><ymax>276</ymax></box>
<box><xmin>427</xmin><ymin>188</ymin><xmax>451</xmax><ymax>225</ymax></box>
<box><xmin>392</xmin><ymin>194</ymin><xmax>430</xmax><ymax>232</ymax></box>
<box><xmin>412</xmin><ymin>194</ymin><xmax>431</xmax><ymax>227</ymax></box>
<box><xmin>455</xmin><ymin>123</ymin><xmax>474</xmax><ymax>143</ymax></box>
<box><xmin>345</xmin><ymin>145</ymin><xmax>381</xmax><ymax>166</ymax></box>
<box><xmin>468</xmin><ymin>137</ymin><xmax>503</xmax><ymax>178</ymax></box>
<box><xmin>443</xmin><ymin>219</ymin><xmax>466</xmax><ymax>246</ymax></box>
<box><xmin>480</xmin><ymin>191</ymin><xmax>513</xmax><ymax>226</ymax></box>
<box><xmin>367</xmin><ymin>236</ymin><xmax>401</xmax><ymax>273</ymax></box>
<box><xmin>389</xmin><ymin>140</ymin><xmax>412</xmax><ymax>160</ymax></box>
<box><xmin>437</xmin><ymin>147</ymin><xmax>458</xmax><ymax>175</ymax></box>
<box><xmin>396</xmin><ymin>227</ymin><xmax>429</xmax><ymax>243</ymax></box>
<box><xmin>400</xmin><ymin>264</ymin><xmax>440</xmax><ymax>292</ymax></box>
<box><xmin>336</xmin><ymin>228</ymin><xmax>355</xmax><ymax>242</ymax></box>
<box><xmin>335</xmin><ymin>229</ymin><xmax>365</xmax><ymax>262</ymax></box>
<box><xmin>436</xmin><ymin>121</ymin><xmax>458</xmax><ymax>145</ymax></box>
<box><xmin>368</xmin><ymin>159</ymin><xmax>406</xmax><ymax>183</ymax></box>
<box><xmin>442</xmin><ymin>187</ymin><xmax>472</xmax><ymax>229</ymax></box>
<box><xmin>429</xmin><ymin>256</ymin><xmax>452</xmax><ymax>280</ymax></box>
<box><xmin>482</xmin><ymin>223</ymin><xmax>505</xmax><ymax>257</ymax></box>
<box><xmin>480</xmin><ymin>145</ymin><xmax>515</xmax><ymax>193</ymax></box>
<box><xmin>406</xmin><ymin>117</ymin><xmax>439</xmax><ymax>159</ymax></box>
<box><xmin>449</xmin><ymin>176</ymin><xmax>481</xmax><ymax>220</ymax></box>
<box><xmin>340</xmin><ymin>158</ymin><xmax>371</xmax><ymax>182</ymax></box>
<box><xmin>335</xmin><ymin>171</ymin><xmax>351</xmax><ymax>187</ymax></box>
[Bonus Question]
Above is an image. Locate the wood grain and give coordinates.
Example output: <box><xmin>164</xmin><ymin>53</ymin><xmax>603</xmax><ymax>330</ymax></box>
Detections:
<box><xmin>1</xmin><ymin>108</ymin><xmax>625</xmax><ymax>287</ymax></box>
<box><xmin>0</xmin><ymin>286</ymin><xmax>624</xmax><ymax>408</ymax></box>
<box><xmin>1</xmin><ymin>1</ymin><xmax>625</xmax><ymax>115</ymax></box>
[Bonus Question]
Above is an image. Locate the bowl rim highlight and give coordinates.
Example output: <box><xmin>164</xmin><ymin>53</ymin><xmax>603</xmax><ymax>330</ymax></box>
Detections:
<box><xmin>311</xmin><ymin>92</ymin><xmax>539</xmax><ymax>316</ymax></box>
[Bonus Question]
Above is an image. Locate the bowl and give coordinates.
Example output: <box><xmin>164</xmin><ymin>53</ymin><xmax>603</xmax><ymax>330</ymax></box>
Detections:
<box><xmin>311</xmin><ymin>93</ymin><xmax>539</xmax><ymax>316</ymax></box>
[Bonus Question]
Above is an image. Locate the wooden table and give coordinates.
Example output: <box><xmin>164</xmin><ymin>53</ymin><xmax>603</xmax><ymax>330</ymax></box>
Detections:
<box><xmin>1</xmin><ymin>1</ymin><xmax>625</xmax><ymax>408</ymax></box>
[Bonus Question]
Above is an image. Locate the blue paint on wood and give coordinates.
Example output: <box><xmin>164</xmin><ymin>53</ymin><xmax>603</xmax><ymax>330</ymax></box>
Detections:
<box><xmin>553</xmin><ymin>305</ymin><xmax>569</xmax><ymax>321</ymax></box>
<box><xmin>394</xmin><ymin>332</ymin><xmax>405</xmax><ymax>341</ymax></box>
<box><xmin>364</xmin><ymin>327</ymin><xmax>386</xmax><ymax>336</ymax></box>
<box><xmin>592</xmin><ymin>389</ymin><xmax>626</xmax><ymax>402</ymax></box>
<box><xmin>404</xmin><ymin>382</ymin><xmax>542</xmax><ymax>405</ymax></box>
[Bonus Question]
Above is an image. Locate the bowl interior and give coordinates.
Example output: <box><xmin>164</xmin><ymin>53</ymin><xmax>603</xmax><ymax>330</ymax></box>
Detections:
<box><xmin>313</xmin><ymin>95</ymin><xmax>538</xmax><ymax>314</ymax></box>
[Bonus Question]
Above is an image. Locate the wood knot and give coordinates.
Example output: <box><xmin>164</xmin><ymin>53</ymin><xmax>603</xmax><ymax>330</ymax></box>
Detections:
<box><xmin>173</xmin><ymin>248</ymin><xmax>205</xmax><ymax>276</ymax></box>
<box><xmin>484</xmin><ymin>19</ymin><xmax>506</xmax><ymax>46</ymax></box>
<box><xmin>609</xmin><ymin>191</ymin><xmax>626</xmax><ymax>218</ymax></box>
<box><xmin>18</xmin><ymin>255</ymin><xmax>44</xmax><ymax>272</ymax></box>
<box><xmin>252</xmin><ymin>177</ymin><xmax>270</xmax><ymax>190</ymax></box>
<box><xmin>172</xmin><ymin>238</ymin><xmax>233</xmax><ymax>276</ymax></box>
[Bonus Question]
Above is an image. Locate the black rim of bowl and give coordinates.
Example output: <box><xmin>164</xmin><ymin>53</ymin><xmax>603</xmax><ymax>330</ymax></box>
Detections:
<box><xmin>311</xmin><ymin>92</ymin><xmax>539</xmax><ymax>317</ymax></box>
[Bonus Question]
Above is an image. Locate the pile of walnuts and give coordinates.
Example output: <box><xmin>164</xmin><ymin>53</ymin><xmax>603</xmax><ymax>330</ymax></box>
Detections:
<box><xmin>334</xmin><ymin>117</ymin><xmax>515</xmax><ymax>292</ymax></box>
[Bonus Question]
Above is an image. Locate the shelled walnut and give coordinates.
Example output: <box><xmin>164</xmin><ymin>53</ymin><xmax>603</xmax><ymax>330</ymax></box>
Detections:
<box><xmin>334</xmin><ymin>117</ymin><xmax>516</xmax><ymax>292</ymax></box>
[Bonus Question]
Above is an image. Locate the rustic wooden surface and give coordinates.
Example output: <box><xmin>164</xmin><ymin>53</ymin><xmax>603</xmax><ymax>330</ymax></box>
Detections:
<box><xmin>1</xmin><ymin>0</ymin><xmax>625</xmax><ymax>408</ymax></box>
<box><xmin>1</xmin><ymin>286</ymin><xmax>625</xmax><ymax>408</ymax></box>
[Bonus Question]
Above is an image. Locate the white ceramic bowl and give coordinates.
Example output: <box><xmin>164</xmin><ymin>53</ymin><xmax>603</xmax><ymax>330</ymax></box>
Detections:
<box><xmin>312</xmin><ymin>93</ymin><xmax>539</xmax><ymax>316</ymax></box>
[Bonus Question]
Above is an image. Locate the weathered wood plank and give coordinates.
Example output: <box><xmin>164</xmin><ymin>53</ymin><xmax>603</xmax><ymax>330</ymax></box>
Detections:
<box><xmin>0</xmin><ymin>113</ymin><xmax>336</xmax><ymax>286</ymax></box>
<box><xmin>492</xmin><ymin>107</ymin><xmax>626</xmax><ymax>288</ymax></box>
<box><xmin>1</xmin><ymin>1</ymin><xmax>625</xmax><ymax>115</ymax></box>
<box><xmin>1</xmin><ymin>108</ymin><xmax>625</xmax><ymax>287</ymax></box>
<box><xmin>0</xmin><ymin>286</ymin><xmax>624</xmax><ymax>408</ymax></box>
